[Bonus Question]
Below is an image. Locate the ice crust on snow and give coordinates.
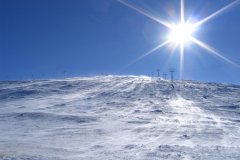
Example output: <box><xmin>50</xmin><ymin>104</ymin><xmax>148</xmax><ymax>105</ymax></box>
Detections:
<box><xmin>0</xmin><ymin>76</ymin><xmax>240</xmax><ymax>159</ymax></box>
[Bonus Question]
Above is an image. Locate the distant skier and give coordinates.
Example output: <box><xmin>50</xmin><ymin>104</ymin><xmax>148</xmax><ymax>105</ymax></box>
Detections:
<box><xmin>170</xmin><ymin>84</ymin><xmax>175</xmax><ymax>90</ymax></box>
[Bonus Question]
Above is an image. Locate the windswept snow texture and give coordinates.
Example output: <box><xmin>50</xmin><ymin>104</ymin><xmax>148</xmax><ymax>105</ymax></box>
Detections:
<box><xmin>1</xmin><ymin>76</ymin><xmax>240</xmax><ymax>160</ymax></box>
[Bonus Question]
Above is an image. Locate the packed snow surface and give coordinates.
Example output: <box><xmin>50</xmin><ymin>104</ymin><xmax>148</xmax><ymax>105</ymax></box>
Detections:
<box><xmin>1</xmin><ymin>76</ymin><xmax>240</xmax><ymax>160</ymax></box>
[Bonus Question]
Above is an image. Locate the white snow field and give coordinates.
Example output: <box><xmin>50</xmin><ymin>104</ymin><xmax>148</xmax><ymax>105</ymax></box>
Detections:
<box><xmin>0</xmin><ymin>76</ymin><xmax>240</xmax><ymax>160</ymax></box>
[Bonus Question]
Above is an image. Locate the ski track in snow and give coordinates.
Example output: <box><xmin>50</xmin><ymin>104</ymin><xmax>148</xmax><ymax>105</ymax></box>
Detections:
<box><xmin>0</xmin><ymin>76</ymin><xmax>240</xmax><ymax>159</ymax></box>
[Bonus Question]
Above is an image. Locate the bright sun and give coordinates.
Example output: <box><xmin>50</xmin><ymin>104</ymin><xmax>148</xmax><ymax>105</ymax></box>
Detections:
<box><xmin>168</xmin><ymin>23</ymin><xmax>196</xmax><ymax>44</ymax></box>
<box><xmin>119</xmin><ymin>0</ymin><xmax>240</xmax><ymax>80</ymax></box>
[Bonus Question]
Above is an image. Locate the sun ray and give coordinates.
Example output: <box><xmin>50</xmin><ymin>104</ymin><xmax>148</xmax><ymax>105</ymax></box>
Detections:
<box><xmin>180</xmin><ymin>43</ymin><xmax>184</xmax><ymax>80</ymax></box>
<box><xmin>195</xmin><ymin>0</ymin><xmax>240</xmax><ymax>27</ymax></box>
<box><xmin>179</xmin><ymin>0</ymin><xmax>186</xmax><ymax>80</ymax></box>
<box><xmin>118</xmin><ymin>0</ymin><xmax>173</xmax><ymax>29</ymax></box>
<box><xmin>181</xmin><ymin>0</ymin><xmax>185</xmax><ymax>24</ymax></box>
<box><xmin>191</xmin><ymin>37</ymin><xmax>240</xmax><ymax>69</ymax></box>
<box><xmin>122</xmin><ymin>40</ymin><xmax>171</xmax><ymax>70</ymax></box>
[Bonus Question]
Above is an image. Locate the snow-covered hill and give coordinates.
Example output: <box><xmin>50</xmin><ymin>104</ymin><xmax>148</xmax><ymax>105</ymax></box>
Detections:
<box><xmin>0</xmin><ymin>76</ymin><xmax>240</xmax><ymax>160</ymax></box>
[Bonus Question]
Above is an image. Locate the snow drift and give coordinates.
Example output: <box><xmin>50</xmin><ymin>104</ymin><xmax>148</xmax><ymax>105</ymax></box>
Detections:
<box><xmin>0</xmin><ymin>76</ymin><xmax>240</xmax><ymax>160</ymax></box>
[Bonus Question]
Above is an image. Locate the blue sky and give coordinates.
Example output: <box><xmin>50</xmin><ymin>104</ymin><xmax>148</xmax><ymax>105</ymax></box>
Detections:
<box><xmin>1</xmin><ymin>0</ymin><xmax>240</xmax><ymax>84</ymax></box>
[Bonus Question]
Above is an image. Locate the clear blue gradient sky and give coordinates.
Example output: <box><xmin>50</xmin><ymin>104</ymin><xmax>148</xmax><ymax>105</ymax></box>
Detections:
<box><xmin>1</xmin><ymin>0</ymin><xmax>240</xmax><ymax>84</ymax></box>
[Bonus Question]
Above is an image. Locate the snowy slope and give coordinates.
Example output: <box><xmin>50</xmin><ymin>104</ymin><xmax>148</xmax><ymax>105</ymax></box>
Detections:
<box><xmin>0</xmin><ymin>76</ymin><xmax>240</xmax><ymax>160</ymax></box>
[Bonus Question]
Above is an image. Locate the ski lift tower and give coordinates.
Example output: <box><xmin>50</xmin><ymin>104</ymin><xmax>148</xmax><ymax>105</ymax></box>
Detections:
<box><xmin>157</xmin><ymin>69</ymin><xmax>160</xmax><ymax>77</ymax></box>
<box><xmin>169</xmin><ymin>69</ymin><xmax>175</xmax><ymax>82</ymax></box>
<box><xmin>151</xmin><ymin>72</ymin><xmax>154</xmax><ymax>78</ymax></box>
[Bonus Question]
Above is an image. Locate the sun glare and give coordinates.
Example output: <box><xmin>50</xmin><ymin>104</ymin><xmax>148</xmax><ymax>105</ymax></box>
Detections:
<box><xmin>168</xmin><ymin>23</ymin><xmax>196</xmax><ymax>44</ymax></box>
<box><xmin>119</xmin><ymin>0</ymin><xmax>240</xmax><ymax>78</ymax></box>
